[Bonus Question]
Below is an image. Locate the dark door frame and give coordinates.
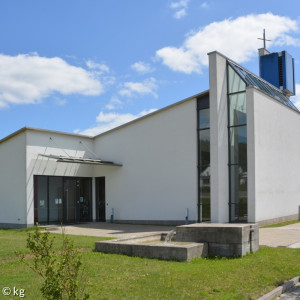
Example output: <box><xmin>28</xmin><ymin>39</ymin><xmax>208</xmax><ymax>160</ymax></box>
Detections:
<box><xmin>96</xmin><ymin>177</ymin><xmax>106</xmax><ymax>222</ymax></box>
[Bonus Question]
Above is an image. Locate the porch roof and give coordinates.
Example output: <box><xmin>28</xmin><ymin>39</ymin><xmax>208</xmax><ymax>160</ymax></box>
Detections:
<box><xmin>38</xmin><ymin>154</ymin><xmax>122</xmax><ymax>166</ymax></box>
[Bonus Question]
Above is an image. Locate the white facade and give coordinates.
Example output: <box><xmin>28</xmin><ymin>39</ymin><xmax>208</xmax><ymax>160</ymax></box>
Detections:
<box><xmin>248</xmin><ymin>87</ymin><xmax>300</xmax><ymax>223</ymax></box>
<box><xmin>93</xmin><ymin>97</ymin><xmax>198</xmax><ymax>223</ymax></box>
<box><xmin>1</xmin><ymin>50</ymin><xmax>300</xmax><ymax>228</ymax></box>
<box><xmin>0</xmin><ymin>132</ymin><xmax>27</xmax><ymax>227</ymax></box>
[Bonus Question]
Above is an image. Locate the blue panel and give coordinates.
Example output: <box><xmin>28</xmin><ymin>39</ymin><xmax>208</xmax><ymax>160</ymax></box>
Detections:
<box><xmin>260</xmin><ymin>53</ymin><xmax>280</xmax><ymax>88</ymax></box>
<box><xmin>282</xmin><ymin>51</ymin><xmax>295</xmax><ymax>95</ymax></box>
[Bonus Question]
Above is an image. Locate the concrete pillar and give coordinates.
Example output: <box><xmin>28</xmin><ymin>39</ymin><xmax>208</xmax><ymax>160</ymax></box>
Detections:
<box><xmin>208</xmin><ymin>51</ymin><xmax>229</xmax><ymax>223</ymax></box>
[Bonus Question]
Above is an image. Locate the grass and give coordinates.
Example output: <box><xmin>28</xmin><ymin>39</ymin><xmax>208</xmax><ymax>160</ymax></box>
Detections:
<box><xmin>0</xmin><ymin>229</ymin><xmax>299</xmax><ymax>299</ymax></box>
<box><xmin>260</xmin><ymin>219</ymin><xmax>300</xmax><ymax>228</ymax></box>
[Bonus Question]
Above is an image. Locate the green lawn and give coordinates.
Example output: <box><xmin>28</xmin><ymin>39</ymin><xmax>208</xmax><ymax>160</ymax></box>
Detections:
<box><xmin>260</xmin><ymin>220</ymin><xmax>300</xmax><ymax>228</ymax></box>
<box><xmin>0</xmin><ymin>228</ymin><xmax>299</xmax><ymax>299</ymax></box>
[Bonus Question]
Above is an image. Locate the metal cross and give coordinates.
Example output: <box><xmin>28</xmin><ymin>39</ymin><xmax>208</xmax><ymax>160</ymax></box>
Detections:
<box><xmin>257</xmin><ymin>29</ymin><xmax>271</xmax><ymax>49</ymax></box>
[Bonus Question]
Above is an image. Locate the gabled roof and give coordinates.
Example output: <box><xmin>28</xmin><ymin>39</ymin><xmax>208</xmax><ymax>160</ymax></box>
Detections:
<box><xmin>228</xmin><ymin>59</ymin><xmax>299</xmax><ymax>112</ymax></box>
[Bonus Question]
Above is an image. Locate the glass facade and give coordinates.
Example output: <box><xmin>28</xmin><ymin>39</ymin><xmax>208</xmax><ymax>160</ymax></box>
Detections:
<box><xmin>34</xmin><ymin>176</ymin><xmax>92</xmax><ymax>224</ymax></box>
<box><xmin>49</xmin><ymin>177</ymin><xmax>63</xmax><ymax>223</ymax></box>
<box><xmin>227</xmin><ymin>65</ymin><xmax>248</xmax><ymax>222</ymax></box>
<box><xmin>197</xmin><ymin>95</ymin><xmax>210</xmax><ymax>222</ymax></box>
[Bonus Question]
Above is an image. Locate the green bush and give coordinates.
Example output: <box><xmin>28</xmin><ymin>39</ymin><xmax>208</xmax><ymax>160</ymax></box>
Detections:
<box><xmin>17</xmin><ymin>225</ymin><xmax>89</xmax><ymax>300</ymax></box>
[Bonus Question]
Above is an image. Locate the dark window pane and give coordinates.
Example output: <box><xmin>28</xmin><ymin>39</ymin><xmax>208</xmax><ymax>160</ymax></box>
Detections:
<box><xmin>199</xmin><ymin>129</ymin><xmax>210</xmax><ymax>166</ymax></box>
<box><xmin>197</xmin><ymin>94</ymin><xmax>209</xmax><ymax>109</ymax></box>
<box><xmin>79</xmin><ymin>178</ymin><xmax>92</xmax><ymax>221</ymax></box>
<box><xmin>63</xmin><ymin>179</ymin><xmax>77</xmax><ymax>223</ymax></box>
<box><xmin>228</xmin><ymin>65</ymin><xmax>246</xmax><ymax>93</ymax></box>
<box><xmin>229</xmin><ymin>93</ymin><xmax>246</xmax><ymax>126</ymax></box>
<box><xmin>37</xmin><ymin>176</ymin><xmax>48</xmax><ymax>223</ymax></box>
<box><xmin>49</xmin><ymin>177</ymin><xmax>63</xmax><ymax>223</ymax></box>
<box><xmin>229</xmin><ymin>126</ymin><xmax>247</xmax><ymax>171</ymax></box>
<box><xmin>200</xmin><ymin>176</ymin><xmax>210</xmax><ymax>222</ymax></box>
<box><xmin>230</xmin><ymin>165</ymin><xmax>247</xmax><ymax>222</ymax></box>
<box><xmin>199</xmin><ymin>108</ymin><xmax>210</xmax><ymax>129</ymax></box>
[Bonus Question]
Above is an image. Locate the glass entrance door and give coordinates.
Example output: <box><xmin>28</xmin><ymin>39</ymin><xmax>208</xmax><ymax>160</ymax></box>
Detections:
<box><xmin>64</xmin><ymin>178</ymin><xmax>77</xmax><ymax>223</ymax></box>
<box><xmin>78</xmin><ymin>178</ymin><xmax>92</xmax><ymax>222</ymax></box>
<box><xmin>35</xmin><ymin>176</ymin><xmax>93</xmax><ymax>224</ymax></box>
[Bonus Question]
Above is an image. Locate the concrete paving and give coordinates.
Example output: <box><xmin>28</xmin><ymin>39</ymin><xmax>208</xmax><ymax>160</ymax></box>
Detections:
<box><xmin>259</xmin><ymin>222</ymin><xmax>300</xmax><ymax>248</ymax></box>
<box><xmin>45</xmin><ymin>222</ymin><xmax>175</xmax><ymax>239</ymax></box>
<box><xmin>276</xmin><ymin>282</ymin><xmax>300</xmax><ymax>300</ymax></box>
<box><xmin>46</xmin><ymin>221</ymin><xmax>300</xmax><ymax>249</ymax></box>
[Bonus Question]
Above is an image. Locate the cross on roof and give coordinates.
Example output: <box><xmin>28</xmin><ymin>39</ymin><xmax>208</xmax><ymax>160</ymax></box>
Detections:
<box><xmin>257</xmin><ymin>29</ymin><xmax>271</xmax><ymax>49</ymax></box>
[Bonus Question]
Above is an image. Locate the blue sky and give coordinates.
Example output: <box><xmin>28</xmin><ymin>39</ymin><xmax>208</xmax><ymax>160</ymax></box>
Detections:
<box><xmin>1</xmin><ymin>0</ymin><xmax>300</xmax><ymax>139</ymax></box>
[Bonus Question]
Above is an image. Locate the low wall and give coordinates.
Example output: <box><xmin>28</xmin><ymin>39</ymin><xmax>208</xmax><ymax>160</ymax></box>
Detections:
<box><xmin>176</xmin><ymin>223</ymin><xmax>259</xmax><ymax>257</ymax></box>
<box><xmin>95</xmin><ymin>234</ymin><xmax>207</xmax><ymax>261</ymax></box>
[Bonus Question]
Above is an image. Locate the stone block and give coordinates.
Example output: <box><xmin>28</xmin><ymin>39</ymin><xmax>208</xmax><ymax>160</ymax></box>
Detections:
<box><xmin>95</xmin><ymin>234</ymin><xmax>207</xmax><ymax>261</ymax></box>
<box><xmin>175</xmin><ymin>223</ymin><xmax>259</xmax><ymax>257</ymax></box>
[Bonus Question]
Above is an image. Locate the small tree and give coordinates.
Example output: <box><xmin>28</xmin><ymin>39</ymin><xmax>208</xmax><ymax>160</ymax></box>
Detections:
<box><xmin>17</xmin><ymin>225</ymin><xmax>89</xmax><ymax>300</ymax></box>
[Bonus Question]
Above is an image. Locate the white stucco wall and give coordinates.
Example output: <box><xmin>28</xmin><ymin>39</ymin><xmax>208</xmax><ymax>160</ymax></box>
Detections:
<box><xmin>248</xmin><ymin>87</ymin><xmax>300</xmax><ymax>222</ymax></box>
<box><xmin>209</xmin><ymin>52</ymin><xmax>229</xmax><ymax>222</ymax></box>
<box><xmin>0</xmin><ymin>132</ymin><xmax>27</xmax><ymax>227</ymax></box>
<box><xmin>93</xmin><ymin>98</ymin><xmax>198</xmax><ymax>223</ymax></box>
<box><xmin>25</xmin><ymin>130</ymin><xmax>95</xmax><ymax>225</ymax></box>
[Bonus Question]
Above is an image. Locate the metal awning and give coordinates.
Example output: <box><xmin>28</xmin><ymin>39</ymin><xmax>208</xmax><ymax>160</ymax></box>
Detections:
<box><xmin>38</xmin><ymin>154</ymin><xmax>122</xmax><ymax>166</ymax></box>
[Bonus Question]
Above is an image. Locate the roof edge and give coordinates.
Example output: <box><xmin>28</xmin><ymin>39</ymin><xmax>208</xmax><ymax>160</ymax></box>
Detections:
<box><xmin>207</xmin><ymin>50</ymin><xmax>229</xmax><ymax>60</ymax></box>
<box><xmin>0</xmin><ymin>126</ymin><xmax>93</xmax><ymax>145</ymax></box>
<box><xmin>0</xmin><ymin>90</ymin><xmax>209</xmax><ymax>145</ymax></box>
<box><xmin>246</xmin><ymin>86</ymin><xmax>300</xmax><ymax>114</ymax></box>
<box><xmin>93</xmin><ymin>90</ymin><xmax>209</xmax><ymax>139</ymax></box>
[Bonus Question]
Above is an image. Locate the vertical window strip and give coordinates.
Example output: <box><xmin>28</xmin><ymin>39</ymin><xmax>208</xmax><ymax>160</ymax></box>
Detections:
<box><xmin>197</xmin><ymin>97</ymin><xmax>211</xmax><ymax>222</ymax></box>
<box><xmin>227</xmin><ymin>63</ymin><xmax>248</xmax><ymax>223</ymax></box>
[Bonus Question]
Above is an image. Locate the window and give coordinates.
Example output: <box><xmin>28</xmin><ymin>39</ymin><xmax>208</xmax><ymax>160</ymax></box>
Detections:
<box><xmin>227</xmin><ymin>65</ymin><xmax>248</xmax><ymax>222</ymax></box>
<box><xmin>197</xmin><ymin>94</ymin><xmax>210</xmax><ymax>222</ymax></box>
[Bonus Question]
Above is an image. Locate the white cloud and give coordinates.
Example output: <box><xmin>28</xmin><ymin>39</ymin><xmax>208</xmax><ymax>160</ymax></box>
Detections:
<box><xmin>131</xmin><ymin>61</ymin><xmax>154</xmax><ymax>74</ymax></box>
<box><xmin>291</xmin><ymin>84</ymin><xmax>300</xmax><ymax>110</ymax></box>
<box><xmin>174</xmin><ymin>9</ymin><xmax>186</xmax><ymax>19</ymax></box>
<box><xmin>54</xmin><ymin>97</ymin><xmax>67</xmax><ymax>106</ymax></box>
<box><xmin>201</xmin><ymin>2</ymin><xmax>208</xmax><ymax>8</ymax></box>
<box><xmin>156</xmin><ymin>47</ymin><xmax>201</xmax><ymax>73</ymax></box>
<box><xmin>156</xmin><ymin>13</ymin><xmax>299</xmax><ymax>74</ymax></box>
<box><xmin>170</xmin><ymin>0</ymin><xmax>189</xmax><ymax>19</ymax></box>
<box><xmin>119</xmin><ymin>77</ymin><xmax>158</xmax><ymax>98</ymax></box>
<box><xmin>105</xmin><ymin>96</ymin><xmax>123</xmax><ymax>110</ymax></box>
<box><xmin>170</xmin><ymin>0</ymin><xmax>189</xmax><ymax>9</ymax></box>
<box><xmin>86</xmin><ymin>60</ymin><xmax>110</xmax><ymax>73</ymax></box>
<box><xmin>0</xmin><ymin>53</ymin><xmax>103</xmax><ymax>108</ymax></box>
<box><xmin>80</xmin><ymin>109</ymin><xmax>157</xmax><ymax>136</ymax></box>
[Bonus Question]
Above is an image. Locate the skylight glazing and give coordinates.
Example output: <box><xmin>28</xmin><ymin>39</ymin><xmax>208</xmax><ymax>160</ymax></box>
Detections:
<box><xmin>228</xmin><ymin>60</ymin><xmax>299</xmax><ymax>112</ymax></box>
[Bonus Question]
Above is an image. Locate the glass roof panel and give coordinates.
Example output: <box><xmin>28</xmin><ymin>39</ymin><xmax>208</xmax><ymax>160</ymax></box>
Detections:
<box><xmin>228</xmin><ymin>60</ymin><xmax>299</xmax><ymax>112</ymax></box>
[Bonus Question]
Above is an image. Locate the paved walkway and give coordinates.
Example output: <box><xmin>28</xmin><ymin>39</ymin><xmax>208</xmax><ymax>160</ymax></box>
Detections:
<box><xmin>277</xmin><ymin>282</ymin><xmax>300</xmax><ymax>300</ymax></box>
<box><xmin>259</xmin><ymin>222</ymin><xmax>300</xmax><ymax>248</ymax></box>
<box><xmin>46</xmin><ymin>222</ymin><xmax>175</xmax><ymax>239</ymax></box>
<box><xmin>46</xmin><ymin>221</ymin><xmax>300</xmax><ymax>248</ymax></box>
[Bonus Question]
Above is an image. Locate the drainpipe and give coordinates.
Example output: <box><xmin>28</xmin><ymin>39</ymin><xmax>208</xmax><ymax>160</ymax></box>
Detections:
<box><xmin>249</xmin><ymin>225</ymin><xmax>255</xmax><ymax>253</ymax></box>
<box><xmin>185</xmin><ymin>208</ymin><xmax>189</xmax><ymax>225</ymax></box>
<box><xmin>111</xmin><ymin>208</ymin><xmax>114</xmax><ymax>223</ymax></box>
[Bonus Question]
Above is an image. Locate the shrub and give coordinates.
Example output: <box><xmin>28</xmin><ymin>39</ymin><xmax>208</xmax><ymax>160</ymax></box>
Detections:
<box><xmin>17</xmin><ymin>225</ymin><xmax>89</xmax><ymax>300</ymax></box>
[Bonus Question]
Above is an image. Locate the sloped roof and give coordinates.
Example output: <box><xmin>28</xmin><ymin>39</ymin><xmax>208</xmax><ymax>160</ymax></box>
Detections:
<box><xmin>228</xmin><ymin>60</ymin><xmax>299</xmax><ymax>112</ymax></box>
